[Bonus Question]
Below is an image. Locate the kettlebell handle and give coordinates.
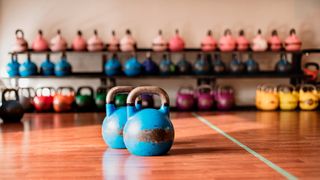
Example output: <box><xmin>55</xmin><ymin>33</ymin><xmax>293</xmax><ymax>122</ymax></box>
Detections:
<box><xmin>36</xmin><ymin>87</ymin><xmax>55</xmax><ymax>97</ymax></box>
<box><xmin>57</xmin><ymin>87</ymin><xmax>74</xmax><ymax>96</ymax></box>
<box><xmin>197</xmin><ymin>84</ymin><xmax>213</xmax><ymax>95</ymax></box>
<box><xmin>178</xmin><ymin>86</ymin><xmax>194</xmax><ymax>95</ymax></box>
<box><xmin>97</xmin><ymin>86</ymin><xmax>108</xmax><ymax>94</ymax></box>
<box><xmin>2</xmin><ymin>88</ymin><xmax>19</xmax><ymax>103</ymax></box>
<box><xmin>19</xmin><ymin>87</ymin><xmax>35</xmax><ymax>98</ymax></box>
<box><xmin>304</xmin><ymin>62</ymin><xmax>319</xmax><ymax>70</ymax></box>
<box><xmin>277</xmin><ymin>84</ymin><xmax>295</xmax><ymax>93</ymax></box>
<box><xmin>217</xmin><ymin>86</ymin><xmax>234</xmax><ymax>96</ymax></box>
<box><xmin>77</xmin><ymin>86</ymin><xmax>94</xmax><ymax>97</ymax></box>
<box><xmin>15</xmin><ymin>29</ymin><xmax>24</xmax><ymax>38</ymax></box>
<box><xmin>300</xmin><ymin>84</ymin><xmax>317</xmax><ymax>92</ymax></box>
<box><xmin>127</xmin><ymin>86</ymin><xmax>169</xmax><ymax>106</ymax></box>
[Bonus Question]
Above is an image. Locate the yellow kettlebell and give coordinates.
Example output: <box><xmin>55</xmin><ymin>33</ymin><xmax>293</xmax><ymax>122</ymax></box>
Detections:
<box><xmin>299</xmin><ymin>84</ymin><xmax>319</xmax><ymax>110</ymax></box>
<box><xmin>257</xmin><ymin>84</ymin><xmax>279</xmax><ymax>111</ymax></box>
<box><xmin>278</xmin><ymin>84</ymin><xmax>298</xmax><ymax>111</ymax></box>
<box><xmin>255</xmin><ymin>84</ymin><xmax>263</xmax><ymax>110</ymax></box>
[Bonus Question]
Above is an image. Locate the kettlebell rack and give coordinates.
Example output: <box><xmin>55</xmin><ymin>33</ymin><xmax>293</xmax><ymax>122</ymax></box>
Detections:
<box><xmin>4</xmin><ymin>48</ymin><xmax>315</xmax><ymax>88</ymax></box>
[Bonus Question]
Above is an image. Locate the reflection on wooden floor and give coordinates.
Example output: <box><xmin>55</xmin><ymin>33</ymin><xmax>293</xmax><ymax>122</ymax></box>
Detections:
<box><xmin>0</xmin><ymin>111</ymin><xmax>319</xmax><ymax>179</ymax></box>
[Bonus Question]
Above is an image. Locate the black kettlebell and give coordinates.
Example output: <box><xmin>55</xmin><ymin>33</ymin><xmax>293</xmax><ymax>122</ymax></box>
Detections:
<box><xmin>194</xmin><ymin>53</ymin><xmax>212</xmax><ymax>75</ymax></box>
<box><xmin>18</xmin><ymin>87</ymin><xmax>35</xmax><ymax>112</ymax></box>
<box><xmin>76</xmin><ymin>86</ymin><xmax>95</xmax><ymax>112</ymax></box>
<box><xmin>275</xmin><ymin>52</ymin><xmax>291</xmax><ymax>73</ymax></box>
<box><xmin>246</xmin><ymin>52</ymin><xmax>260</xmax><ymax>73</ymax></box>
<box><xmin>213</xmin><ymin>53</ymin><xmax>226</xmax><ymax>74</ymax></box>
<box><xmin>0</xmin><ymin>89</ymin><xmax>24</xmax><ymax>123</ymax></box>
<box><xmin>229</xmin><ymin>53</ymin><xmax>245</xmax><ymax>73</ymax></box>
<box><xmin>176</xmin><ymin>54</ymin><xmax>192</xmax><ymax>75</ymax></box>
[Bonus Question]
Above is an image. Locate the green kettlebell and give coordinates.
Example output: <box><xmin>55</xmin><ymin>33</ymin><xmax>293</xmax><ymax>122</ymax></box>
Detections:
<box><xmin>76</xmin><ymin>86</ymin><xmax>95</xmax><ymax>111</ymax></box>
<box><xmin>96</xmin><ymin>86</ymin><xmax>108</xmax><ymax>111</ymax></box>
<box><xmin>115</xmin><ymin>94</ymin><xmax>127</xmax><ymax>107</ymax></box>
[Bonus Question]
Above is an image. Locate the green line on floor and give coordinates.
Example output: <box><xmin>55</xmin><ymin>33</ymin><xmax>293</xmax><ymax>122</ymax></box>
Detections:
<box><xmin>192</xmin><ymin>112</ymin><xmax>298</xmax><ymax>180</ymax></box>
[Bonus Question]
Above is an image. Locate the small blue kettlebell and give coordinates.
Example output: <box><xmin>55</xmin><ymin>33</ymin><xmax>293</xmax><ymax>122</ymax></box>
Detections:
<box><xmin>124</xmin><ymin>55</ymin><xmax>142</xmax><ymax>76</ymax></box>
<box><xmin>124</xmin><ymin>86</ymin><xmax>174</xmax><ymax>156</ymax></box>
<box><xmin>7</xmin><ymin>54</ymin><xmax>20</xmax><ymax>77</ymax></box>
<box><xmin>142</xmin><ymin>52</ymin><xmax>159</xmax><ymax>75</ymax></box>
<box><xmin>194</xmin><ymin>53</ymin><xmax>212</xmax><ymax>75</ymax></box>
<box><xmin>213</xmin><ymin>53</ymin><xmax>226</xmax><ymax>74</ymax></box>
<box><xmin>102</xmin><ymin>86</ymin><xmax>136</xmax><ymax>149</ymax></box>
<box><xmin>104</xmin><ymin>54</ymin><xmax>122</xmax><ymax>76</ymax></box>
<box><xmin>229</xmin><ymin>53</ymin><xmax>245</xmax><ymax>73</ymax></box>
<box><xmin>245</xmin><ymin>52</ymin><xmax>259</xmax><ymax>73</ymax></box>
<box><xmin>40</xmin><ymin>54</ymin><xmax>55</xmax><ymax>76</ymax></box>
<box><xmin>275</xmin><ymin>52</ymin><xmax>291</xmax><ymax>73</ymax></box>
<box><xmin>55</xmin><ymin>53</ymin><xmax>72</xmax><ymax>76</ymax></box>
<box><xmin>19</xmin><ymin>53</ymin><xmax>37</xmax><ymax>77</ymax></box>
<box><xmin>159</xmin><ymin>54</ymin><xmax>176</xmax><ymax>75</ymax></box>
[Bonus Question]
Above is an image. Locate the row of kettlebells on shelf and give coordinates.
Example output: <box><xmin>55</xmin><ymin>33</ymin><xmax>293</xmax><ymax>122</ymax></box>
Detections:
<box><xmin>176</xmin><ymin>85</ymin><xmax>235</xmax><ymax>111</ymax></box>
<box><xmin>12</xmin><ymin>28</ymin><xmax>302</xmax><ymax>53</ymax></box>
<box><xmin>256</xmin><ymin>84</ymin><xmax>320</xmax><ymax>111</ymax></box>
<box><xmin>7</xmin><ymin>51</ymin><xmax>294</xmax><ymax>77</ymax></box>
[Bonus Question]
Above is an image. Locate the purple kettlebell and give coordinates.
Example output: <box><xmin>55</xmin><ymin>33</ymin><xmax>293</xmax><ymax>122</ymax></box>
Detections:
<box><xmin>215</xmin><ymin>86</ymin><xmax>235</xmax><ymax>110</ymax></box>
<box><xmin>196</xmin><ymin>85</ymin><xmax>215</xmax><ymax>111</ymax></box>
<box><xmin>176</xmin><ymin>86</ymin><xmax>195</xmax><ymax>111</ymax></box>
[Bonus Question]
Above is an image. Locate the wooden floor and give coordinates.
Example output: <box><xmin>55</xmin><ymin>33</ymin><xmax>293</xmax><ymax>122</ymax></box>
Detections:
<box><xmin>0</xmin><ymin>111</ymin><xmax>320</xmax><ymax>179</ymax></box>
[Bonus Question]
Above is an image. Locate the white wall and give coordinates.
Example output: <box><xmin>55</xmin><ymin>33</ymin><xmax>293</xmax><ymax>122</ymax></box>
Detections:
<box><xmin>0</xmin><ymin>0</ymin><xmax>320</xmax><ymax>106</ymax></box>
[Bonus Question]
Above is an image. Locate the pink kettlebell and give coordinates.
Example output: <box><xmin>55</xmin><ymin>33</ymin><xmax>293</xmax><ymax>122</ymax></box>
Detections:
<box><xmin>176</xmin><ymin>86</ymin><xmax>195</xmax><ymax>111</ymax></box>
<box><xmin>72</xmin><ymin>30</ymin><xmax>87</xmax><ymax>51</ymax></box>
<box><xmin>87</xmin><ymin>30</ymin><xmax>104</xmax><ymax>51</ymax></box>
<box><xmin>236</xmin><ymin>30</ymin><xmax>249</xmax><ymax>51</ymax></box>
<box><xmin>251</xmin><ymin>29</ymin><xmax>268</xmax><ymax>52</ymax></box>
<box><xmin>107</xmin><ymin>30</ymin><xmax>120</xmax><ymax>52</ymax></box>
<box><xmin>285</xmin><ymin>29</ymin><xmax>302</xmax><ymax>51</ymax></box>
<box><xmin>201</xmin><ymin>30</ymin><xmax>216</xmax><ymax>52</ymax></box>
<box><xmin>196</xmin><ymin>85</ymin><xmax>215</xmax><ymax>111</ymax></box>
<box><xmin>215</xmin><ymin>86</ymin><xmax>235</xmax><ymax>111</ymax></box>
<box><xmin>169</xmin><ymin>29</ymin><xmax>185</xmax><ymax>52</ymax></box>
<box><xmin>219</xmin><ymin>29</ymin><xmax>236</xmax><ymax>52</ymax></box>
<box><xmin>50</xmin><ymin>30</ymin><xmax>67</xmax><ymax>52</ymax></box>
<box><xmin>32</xmin><ymin>30</ymin><xmax>49</xmax><ymax>51</ymax></box>
<box><xmin>268</xmin><ymin>30</ymin><xmax>282</xmax><ymax>51</ymax></box>
<box><xmin>13</xmin><ymin>29</ymin><xmax>28</xmax><ymax>52</ymax></box>
<box><xmin>120</xmin><ymin>29</ymin><xmax>136</xmax><ymax>52</ymax></box>
<box><xmin>152</xmin><ymin>30</ymin><xmax>168</xmax><ymax>52</ymax></box>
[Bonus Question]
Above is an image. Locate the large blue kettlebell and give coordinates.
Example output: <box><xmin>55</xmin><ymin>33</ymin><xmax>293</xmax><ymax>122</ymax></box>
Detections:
<box><xmin>19</xmin><ymin>53</ymin><xmax>37</xmax><ymax>77</ymax></box>
<box><xmin>104</xmin><ymin>54</ymin><xmax>122</xmax><ymax>76</ymax></box>
<box><xmin>55</xmin><ymin>53</ymin><xmax>72</xmax><ymax>76</ymax></box>
<box><xmin>142</xmin><ymin>52</ymin><xmax>159</xmax><ymax>75</ymax></box>
<box><xmin>7</xmin><ymin>54</ymin><xmax>20</xmax><ymax>77</ymax></box>
<box><xmin>124</xmin><ymin>86</ymin><xmax>174</xmax><ymax>156</ymax></box>
<box><xmin>124</xmin><ymin>55</ymin><xmax>142</xmax><ymax>76</ymax></box>
<box><xmin>102</xmin><ymin>86</ymin><xmax>135</xmax><ymax>149</ymax></box>
<box><xmin>40</xmin><ymin>54</ymin><xmax>55</xmax><ymax>76</ymax></box>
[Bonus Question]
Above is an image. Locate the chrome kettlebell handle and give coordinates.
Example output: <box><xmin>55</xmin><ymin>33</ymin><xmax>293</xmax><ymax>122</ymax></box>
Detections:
<box><xmin>127</xmin><ymin>86</ymin><xmax>169</xmax><ymax>106</ymax></box>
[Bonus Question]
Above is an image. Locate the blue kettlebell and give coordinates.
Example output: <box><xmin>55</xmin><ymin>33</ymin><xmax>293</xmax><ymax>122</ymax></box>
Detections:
<box><xmin>19</xmin><ymin>53</ymin><xmax>37</xmax><ymax>77</ymax></box>
<box><xmin>142</xmin><ymin>52</ymin><xmax>159</xmax><ymax>75</ymax></box>
<box><xmin>246</xmin><ymin>52</ymin><xmax>259</xmax><ymax>73</ymax></box>
<box><xmin>55</xmin><ymin>53</ymin><xmax>72</xmax><ymax>76</ymax></box>
<box><xmin>102</xmin><ymin>86</ymin><xmax>136</xmax><ymax>149</ymax></box>
<box><xmin>40</xmin><ymin>54</ymin><xmax>55</xmax><ymax>76</ymax></box>
<box><xmin>176</xmin><ymin>54</ymin><xmax>192</xmax><ymax>75</ymax></box>
<box><xmin>7</xmin><ymin>54</ymin><xmax>20</xmax><ymax>77</ymax></box>
<box><xmin>275</xmin><ymin>52</ymin><xmax>291</xmax><ymax>73</ymax></box>
<box><xmin>194</xmin><ymin>53</ymin><xmax>212</xmax><ymax>75</ymax></box>
<box><xmin>159</xmin><ymin>54</ymin><xmax>176</xmax><ymax>75</ymax></box>
<box><xmin>213</xmin><ymin>53</ymin><xmax>226</xmax><ymax>74</ymax></box>
<box><xmin>105</xmin><ymin>54</ymin><xmax>122</xmax><ymax>76</ymax></box>
<box><xmin>229</xmin><ymin>53</ymin><xmax>245</xmax><ymax>73</ymax></box>
<box><xmin>124</xmin><ymin>86</ymin><xmax>174</xmax><ymax>156</ymax></box>
<box><xmin>124</xmin><ymin>55</ymin><xmax>142</xmax><ymax>76</ymax></box>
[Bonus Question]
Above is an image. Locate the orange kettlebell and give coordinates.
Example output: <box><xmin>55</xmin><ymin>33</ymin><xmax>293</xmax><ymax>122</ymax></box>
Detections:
<box><xmin>53</xmin><ymin>87</ymin><xmax>75</xmax><ymax>112</ymax></box>
<box><xmin>257</xmin><ymin>84</ymin><xmax>279</xmax><ymax>111</ymax></box>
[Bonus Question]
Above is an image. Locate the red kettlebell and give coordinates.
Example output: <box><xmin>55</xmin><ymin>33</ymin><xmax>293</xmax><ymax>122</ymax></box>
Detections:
<box><xmin>196</xmin><ymin>85</ymin><xmax>215</xmax><ymax>111</ymax></box>
<box><xmin>33</xmin><ymin>87</ymin><xmax>55</xmax><ymax>112</ymax></box>
<box><xmin>176</xmin><ymin>86</ymin><xmax>195</xmax><ymax>111</ymax></box>
<box><xmin>53</xmin><ymin>87</ymin><xmax>75</xmax><ymax>112</ymax></box>
<box><xmin>215</xmin><ymin>86</ymin><xmax>235</xmax><ymax>110</ymax></box>
<box><xmin>32</xmin><ymin>30</ymin><xmax>49</xmax><ymax>51</ymax></box>
<box><xmin>18</xmin><ymin>87</ymin><xmax>35</xmax><ymax>112</ymax></box>
<box><xmin>303</xmin><ymin>62</ymin><xmax>319</xmax><ymax>83</ymax></box>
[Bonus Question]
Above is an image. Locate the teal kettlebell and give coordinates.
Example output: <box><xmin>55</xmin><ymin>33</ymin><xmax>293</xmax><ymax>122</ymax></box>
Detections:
<box><xmin>102</xmin><ymin>86</ymin><xmax>136</xmax><ymax>149</ymax></box>
<box><xmin>124</xmin><ymin>86</ymin><xmax>174</xmax><ymax>156</ymax></box>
